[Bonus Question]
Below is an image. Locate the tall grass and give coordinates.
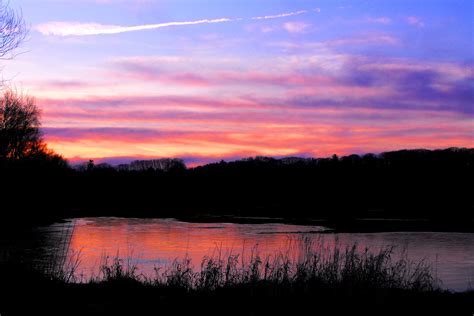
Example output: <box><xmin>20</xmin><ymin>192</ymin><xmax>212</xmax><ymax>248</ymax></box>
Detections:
<box><xmin>53</xmin><ymin>237</ymin><xmax>437</xmax><ymax>292</ymax></box>
<box><xmin>40</xmin><ymin>222</ymin><xmax>83</xmax><ymax>283</ymax></box>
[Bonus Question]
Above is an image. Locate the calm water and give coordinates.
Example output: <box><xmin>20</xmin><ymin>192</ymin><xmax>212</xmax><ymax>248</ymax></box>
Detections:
<box><xmin>37</xmin><ymin>217</ymin><xmax>474</xmax><ymax>291</ymax></box>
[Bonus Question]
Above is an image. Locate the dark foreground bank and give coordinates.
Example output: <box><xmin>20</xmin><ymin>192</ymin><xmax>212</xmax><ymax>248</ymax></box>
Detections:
<box><xmin>2</xmin><ymin>274</ymin><xmax>473</xmax><ymax>316</ymax></box>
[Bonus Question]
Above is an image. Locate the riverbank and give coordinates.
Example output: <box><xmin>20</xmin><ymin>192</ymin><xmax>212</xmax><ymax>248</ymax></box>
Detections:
<box><xmin>172</xmin><ymin>214</ymin><xmax>474</xmax><ymax>233</ymax></box>
<box><xmin>2</xmin><ymin>275</ymin><xmax>473</xmax><ymax>316</ymax></box>
<box><xmin>5</xmin><ymin>213</ymin><xmax>471</xmax><ymax>236</ymax></box>
<box><xmin>1</xmin><ymin>250</ymin><xmax>473</xmax><ymax>316</ymax></box>
<box><xmin>2</xmin><ymin>227</ymin><xmax>473</xmax><ymax>315</ymax></box>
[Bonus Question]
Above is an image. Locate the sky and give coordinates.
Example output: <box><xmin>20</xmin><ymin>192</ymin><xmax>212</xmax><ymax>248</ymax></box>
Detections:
<box><xmin>3</xmin><ymin>0</ymin><xmax>473</xmax><ymax>166</ymax></box>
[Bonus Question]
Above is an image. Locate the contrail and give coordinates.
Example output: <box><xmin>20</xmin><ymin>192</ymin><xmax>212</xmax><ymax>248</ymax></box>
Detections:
<box><xmin>251</xmin><ymin>10</ymin><xmax>309</xmax><ymax>20</ymax></box>
<box><xmin>35</xmin><ymin>9</ymin><xmax>319</xmax><ymax>37</ymax></box>
<box><xmin>36</xmin><ymin>18</ymin><xmax>234</xmax><ymax>36</ymax></box>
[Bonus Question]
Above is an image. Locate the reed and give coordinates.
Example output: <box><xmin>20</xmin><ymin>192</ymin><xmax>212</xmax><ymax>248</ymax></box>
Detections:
<box><xmin>51</xmin><ymin>236</ymin><xmax>437</xmax><ymax>292</ymax></box>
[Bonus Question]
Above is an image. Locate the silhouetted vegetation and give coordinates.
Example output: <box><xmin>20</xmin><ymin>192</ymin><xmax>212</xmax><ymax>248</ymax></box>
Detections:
<box><xmin>0</xmin><ymin>90</ymin><xmax>64</xmax><ymax>159</ymax></box>
<box><xmin>50</xmin><ymin>238</ymin><xmax>438</xmax><ymax>292</ymax></box>
<box><xmin>1</xmin><ymin>90</ymin><xmax>48</xmax><ymax>158</ymax></box>
<box><xmin>1</xmin><ymin>238</ymin><xmax>472</xmax><ymax>316</ymax></box>
<box><xmin>1</xmin><ymin>145</ymin><xmax>473</xmax><ymax>231</ymax></box>
<box><xmin>0</xmin><ymin>0</ymin><xmax>26</xmax><ymax>60</ymax></box>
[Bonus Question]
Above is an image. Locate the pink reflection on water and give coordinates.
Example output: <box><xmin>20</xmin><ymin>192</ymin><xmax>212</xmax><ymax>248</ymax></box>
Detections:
<box><xmin>56</xmin><ymin>217</ymin><xmax>474</xmax><ymax>291</ymax></box>
<box><xmin>66</xmin><ymin>217</ymin><xmax>326</xmax><ymax>279</ymax></box>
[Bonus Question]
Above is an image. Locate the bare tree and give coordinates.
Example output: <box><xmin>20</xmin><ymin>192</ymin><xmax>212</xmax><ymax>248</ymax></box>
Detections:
<box><xmin>0</xmin><ymin>90</ymin><xmax>44</xmax><ymax>159</ymax></box>
<box><xmin>0</xmin><ymin>1</ymin><xmax>26</xmax><ymax>59</ymax></box>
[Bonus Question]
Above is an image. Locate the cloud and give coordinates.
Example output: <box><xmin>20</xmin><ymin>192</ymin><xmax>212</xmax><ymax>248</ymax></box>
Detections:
<box><xmin>289</xmin><ymin>58</ymin><xmax>474</xmax><ymax>115</ymax></box>
<box><xmin>406</xmin><ymin>16</ymin><xmax>425</xmax><ymax>28</ymax></box>
<box><xmin>323</xmin><ymin>35</ymin><xmax>399</xmax><ymax>47</ymax></box>
<box><xmin>43</xmin><ymin>127</ymin><xmax>196</xmax><ymax>142</ymax></box>
<box><xmin>38</xmin><ymin>82</ymin><xmax>473</xmax><ymax>162</ymax></box>
<box><xmin>109</xmin><ymin>56</ymin><xmax>335</xmax><ymax>88</ymax></box>
<box><xmin>25</xmin><ymin>46</ymin><xmax>473</xmax><ymax>162</ymax></box>
<box><xmin>366</xmin><ymin>17</ymin><xmax>391</xmax><ymax>24</ymax></box>
<box><xmin>260</xmin><ymin>26</ymin><xmax>276</xmax><ymax>33</ymax></box>
<box><xmin>27</xmin><ymin>45</ymin><xmax>472</xmax><ymax>117</ymax></box>
<box><xmin>34</xmin><ymin>53</ymin><xmax>473</xmax><ymax>117</ymax></box>
<box><xmin>283</xmin><ymin>22</ymin><xmax>310</xmax><ymax>34</ymax></box>
<box><xmin>25</xmin><ymin>79</ymin><xmax>95</xmax><ymax>90</ymax></box>
<box><xmin>43</xmin><ymin>115</ymin><xmax>473</xmax><ymax>165</ymax></box>
<box><xmin>35</xmin><ymin>18</ymin><xmax>234</xmax><ymax>36</ymax></box>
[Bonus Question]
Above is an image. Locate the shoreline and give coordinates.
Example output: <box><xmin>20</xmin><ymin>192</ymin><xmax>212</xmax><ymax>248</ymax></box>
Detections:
<box><xmin>54</xmin><ymin>214</ymin><xmax>474</xmax><ymax>234</ymax></box>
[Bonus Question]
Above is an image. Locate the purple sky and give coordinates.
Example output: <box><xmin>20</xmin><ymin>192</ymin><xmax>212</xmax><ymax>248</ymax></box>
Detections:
<box><xmin>3</xmin><ymin>0</ymin><xmax>473</xmax><ymax>165</ymax></box>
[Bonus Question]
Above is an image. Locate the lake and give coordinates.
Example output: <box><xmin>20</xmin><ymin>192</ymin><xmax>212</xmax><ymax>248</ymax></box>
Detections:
<box><xmin>36</xmin><ymin>217</ymin><xmax>474</xmax><ymax>291</ymax></box>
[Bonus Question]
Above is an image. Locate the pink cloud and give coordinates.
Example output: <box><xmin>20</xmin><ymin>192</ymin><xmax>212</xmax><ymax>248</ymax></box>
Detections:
<box><xmin>283</xmin><ymin>22</ymin><xmax>310</xmax><ymax>33</ymax></box>
<box><xmin>323</xmin><ymin>35</ymin><xmax>400</xmax><ymax>47</ymax></box>
<box><xmin>44</xmin><ymin>121</ymin><xmax>473</xmax><ymax>165</ymax></box>
<box><xmin>21</xmin><ymin>51</ymin><xmax>472</xmax><ymax>163</ymax></box>
<box><xmin>366</xmin><ymin>17</ymin><xmax>392</xmax><ymax>24</ymax></box>
<box><xmin>406</xmin><ymin>16</ymin><xmax>425</xmax><ymax>28</ymax></box>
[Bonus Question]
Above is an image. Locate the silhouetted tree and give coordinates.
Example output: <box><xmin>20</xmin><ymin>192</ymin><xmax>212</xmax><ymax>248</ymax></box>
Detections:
<box><xmin>126</xmin><ymin>158</ymin><xmax>186</xmax><ymax>172</ymax></box>
<box><xmin>0</xmin><ymin>90</ymin><xmax>44</xmax><ymax>159</ymax></box>
<box><xmin>87</xmin><ymin>159</ymin><xmax>95</xmax><ymax>171</ymax></box>
<box><xmin>0</xmin><ymin>1</ymin><xmax>26</xmax><ymax>59</ymax></box>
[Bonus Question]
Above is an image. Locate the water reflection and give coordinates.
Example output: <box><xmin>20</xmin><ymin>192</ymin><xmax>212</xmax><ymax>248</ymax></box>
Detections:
<box><xmin>41</xmin><ymin>217</ymin><xmax>474</xmax><ymax>291</ymax></box>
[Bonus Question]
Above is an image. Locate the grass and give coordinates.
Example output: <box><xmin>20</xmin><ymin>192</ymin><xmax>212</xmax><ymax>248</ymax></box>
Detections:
<box><xmin>2</xmin><ymin>236</ymin><xmax>473</xmax><ymax>316</ymax></box>
<box><xmin>45</xmin><ymin>236</ymin><xmax>438</xmax><ymax>293</ymax></box>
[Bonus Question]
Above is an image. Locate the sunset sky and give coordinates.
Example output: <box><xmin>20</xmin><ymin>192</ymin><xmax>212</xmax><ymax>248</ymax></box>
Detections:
<box><xmin>4</xmin><ymin>0</ymin><xmax>473</xmax><ymax>166</ymax></box>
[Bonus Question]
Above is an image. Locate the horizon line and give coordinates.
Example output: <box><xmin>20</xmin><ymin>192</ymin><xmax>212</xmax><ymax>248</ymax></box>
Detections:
<box><xmin>66</xmin><ymin>146</ymin><xmax>472</xmax><ymax>168</ymax></box>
